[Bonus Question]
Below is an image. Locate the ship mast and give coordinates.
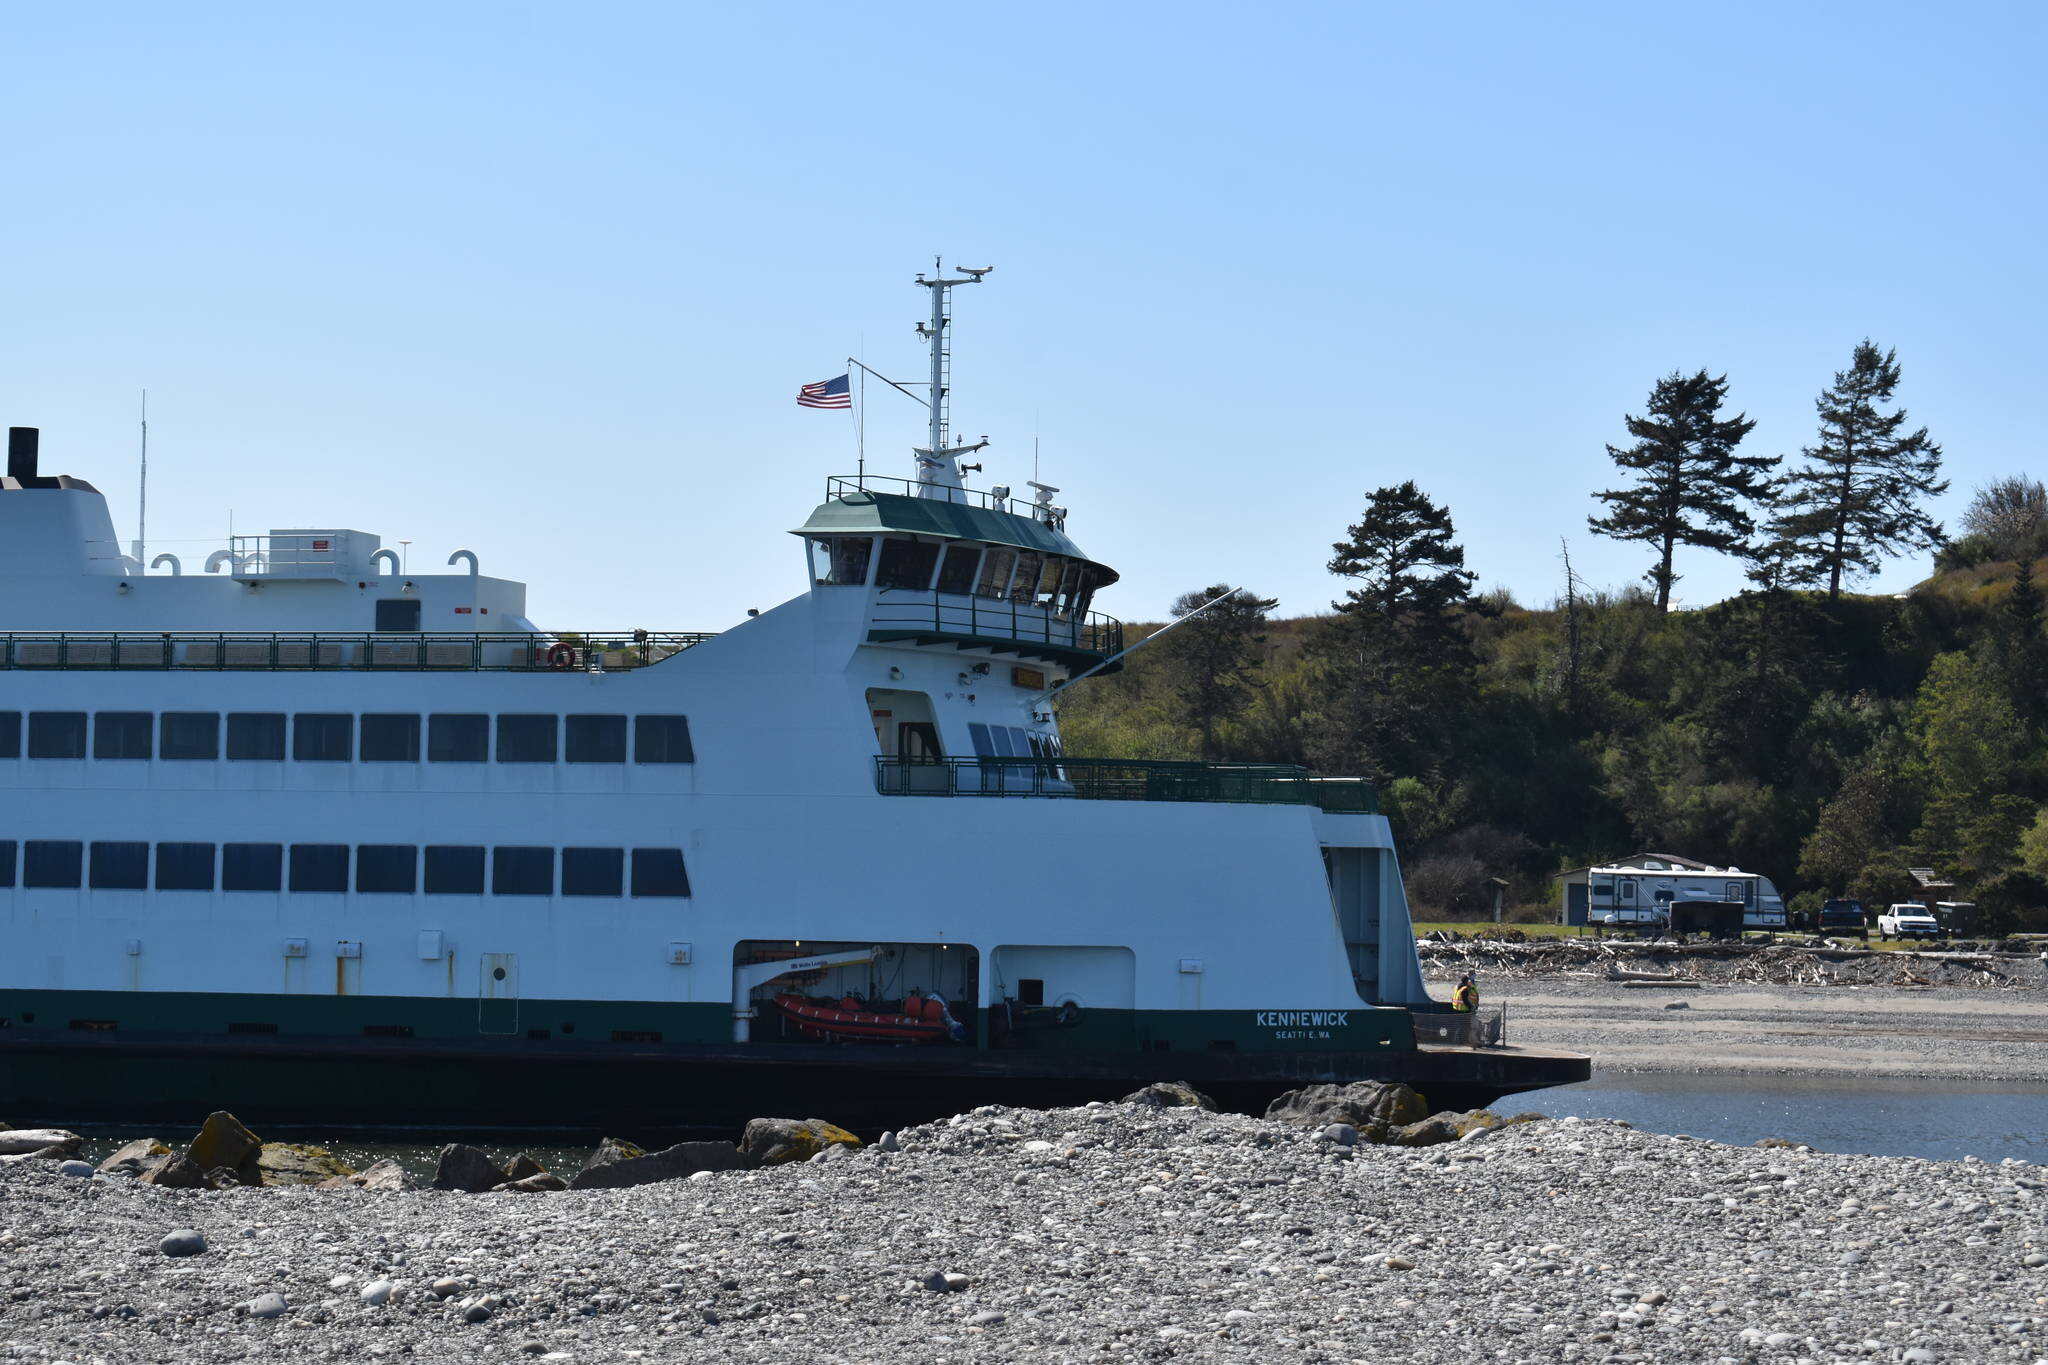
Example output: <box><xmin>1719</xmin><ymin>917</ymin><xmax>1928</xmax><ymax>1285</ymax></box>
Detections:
<box><xmin>911</xmin><ymin>258</ymin><xmax>991</xmax><ymax>501</ymax></box>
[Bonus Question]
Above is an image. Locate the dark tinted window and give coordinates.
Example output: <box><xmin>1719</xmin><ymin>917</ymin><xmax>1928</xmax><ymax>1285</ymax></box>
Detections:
<box><xmin>374</xmin><ymin>598</ymin><xmax>422</xmax><ymax>631</ymax></box>
<box><xmin>425</xmin><ymin>845</ymin><xmax>485</xmax><ymax>894</ymax></box>
<box><xmin>0</xmin><ymin>840</ymin><xmax>14</xmax><ymax>888</ymax></box>
<box><xmin>428</xmin><ymin>714</ymin><xmax>489</xmax><ymax>762</ymax></box>
<box><xmin>496</xmin><ymin>715</ymin><xmax>556</xmax><ymax>763</ymax></box>
<box><xmin>222</xmin><ymin>843</ymin><xmax>283</xmax><ymax>892</ymax></box>
<box><xmin>634</xmin><ymin>715</ymin><xmax>694</xmax><ymax>764</ymax></box>
<box><xmin>968</xmin><ymin>722</ymin><xmax>993</xmax><ymax>756</ymax></box>
<box><xmin>562</xmin><ymin>847</ymin><xmax>624</xmax><ymax>896</ymax></box>
<box><xmin>293</xmin><ymin>714</ymin><xmax>353</xmax><ymax>762</ymax></box>
<box><xmin>160</xmin><ymin>712</ymin><xmax>220</xmax><ymax>760</ymax></box>
<box><xmin>935</xmin><ymin>543</ymin><xmax>982</xmax><ymax>595</ymax></box>
<box><xmin>631</xmin><ymin>847</ymin><xmax>690</xmax><ymax>898</ymax></box>
<box><xmin>24</xmin><ymin>840</ymin><xmax>83</xmax><ymax>888</ymax></box>
<box><xmin>28</xmin><ymin>712</ymin><xmax>86</xmax><ymax>759</ymax></box>
<box><xmin>360</xmin><ymin>714</ymin><xmax>421</xmax><ymax>762</ymax></box>
<box><xmin>875</xmin><ymin>537</ymin><xmax>940</xmax><ymax>590</ymax></box>
<box><xmin>89</xmin><ymin>841</ymin><xmax>148</xmax><ymax>890</ymax></box>
<box><xmin>356</xmin><ymin>845</ymin><xmax>418</xmax><ymax>894</ymax></box>
<box><xmin>566</xmin><ymin>715</ymin><xmax>626</xmax><ymax>764</ymax></box>
<box><xmin>227</xmin><ymin>713</ymin><xmax>286</xmax><ymax>760</ymax></box>
<box><xmin>156</xmin><ymin>843</ymin><xmax>216</xmax><ymax>891</ymax></box>
<box><xmin>0</xmin><ymin>711</ymin><xmax>20</xmax><ymax>758</ymax></box>
<box><xmin>289</xmin><ymin>844</ymin><xmax>349</xmax><ymax>892</ymax></box>
<box><xmin>492</xmin><ymin>846</ymin><xmax>554</xmax><ymax>895</ymax></box>
<box><xmin>93</xmin><ymin>712</ymin><xmax>153</xmax><ymax>760</ymax></box>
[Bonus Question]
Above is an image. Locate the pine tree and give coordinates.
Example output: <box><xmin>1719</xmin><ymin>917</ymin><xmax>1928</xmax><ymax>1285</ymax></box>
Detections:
<box><xmin>1164</xmin><ymin>583</ymin><xmax>1278</xmax><ymax>762</ymax></box>
<box><xmin>1311</xmin><ymin>482</ymin><xmax>1477</xmax><ymax>780</ymax></box>
<box><xmin>1771</xmin><ymin>341</ymin><xmax>1948</xmax><ymax>600</ymax></box>
<box><xmin>1999</xmin><ymin>555</ymin><xmax>2047</xmax><ymax>730</ymax></box>
<box><xmin>1588</xmin><ymin>370</ymin><xmax>1768</xmax><ymax>611</ymax></box>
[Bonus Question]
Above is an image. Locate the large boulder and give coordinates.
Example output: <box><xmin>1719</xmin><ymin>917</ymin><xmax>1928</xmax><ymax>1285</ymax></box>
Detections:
<box><xmin>1387</xmin><ymin>1108</ymin><xmax>1505</xmax><ymax>1147</ymax></box>
<box><xmin>568</xmin><ymin>1140</ymin><xmax>750</xmax><ymax>1190</ymax></box>
<box><xmin>98</xmin><ymin>1138</ymin><xmax>171</xmax><ymax>1176</ymax></box>
<box><xmin>137</xmin><ymin>1154</ymin><xmax>206</xmax><ymax>1189</ymax></box>
<box><xmin>576</xmin><ymin>1136</ymin><xmax>645</xmax><ymax>1175</ymax></box>
<box><xmin>741</xmin><ymin>1118</ymin><xmax>861</xmax><ymax>1167</ymax></box>
<box><xmin>1123</xmin><ymin>1082</ymin><xmax>1217</xmax><ymax>1111</ymax></box>
<box><xmin>1264</xmin><ymin>1082</ymin><xmax>1430</xmax><ymax>1139</ymax></box>
<box><xmin>255</xmin><ymin>1143</ymin><xmax>355</xmax><ymax>1187</ymax></box>
<box><xmin>0</xmin><ymin>1128</ymin><xmax>82</xmax><ymax>1156</ymax></box>
<box><xmin>430</xmin><ymin>1143</ymin><xmax>508</xmax><ymax>1193</ymax></box>
<box><xmin>501</xmin><ymin>1153</ymin><xmax>548</xmax><ymax>1183</ymax></box>
<box><xmin>185</xmin><ymin>1112</ymin><xmax>262</xmax><ymax>1181</ymax></box>
<box><xmin>313</xmin><ymin>1158</ymin><xmax>414</xmax><ymax>1192</ymax></box>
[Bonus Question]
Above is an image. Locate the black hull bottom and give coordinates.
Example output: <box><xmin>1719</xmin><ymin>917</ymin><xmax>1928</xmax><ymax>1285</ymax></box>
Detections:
<box><xmin>0</xmin><ymin>1030</ymin><xmax>1591</xmax><ymax>1134</ymax></box>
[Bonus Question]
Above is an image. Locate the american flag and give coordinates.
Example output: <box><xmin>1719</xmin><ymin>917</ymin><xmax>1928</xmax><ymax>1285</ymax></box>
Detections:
<box><xmin>797</xmin><ymin>374</ymin><xmax>852</xmax><ymax>409</ymax></box>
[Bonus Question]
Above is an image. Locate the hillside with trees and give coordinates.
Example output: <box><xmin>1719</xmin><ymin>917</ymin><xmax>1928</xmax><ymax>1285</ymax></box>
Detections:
<box><xmin>1056</xmin><ymin>342</ymin><xmax>2048</xmax><ymax>932</ymax></box>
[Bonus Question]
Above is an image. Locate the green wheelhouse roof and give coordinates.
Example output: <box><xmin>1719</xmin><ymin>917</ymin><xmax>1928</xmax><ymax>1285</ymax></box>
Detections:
<box><xmin>794</xmin><ymin>490</ymin><xmax>1119</xmax><ymax>586</ymax></box>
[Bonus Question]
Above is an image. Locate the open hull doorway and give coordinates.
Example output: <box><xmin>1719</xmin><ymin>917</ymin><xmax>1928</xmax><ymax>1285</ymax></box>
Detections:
<box><xmin>734</xmin><ymin>940</ymin><xmax>980</xmax><ymax>1047</ymax></box>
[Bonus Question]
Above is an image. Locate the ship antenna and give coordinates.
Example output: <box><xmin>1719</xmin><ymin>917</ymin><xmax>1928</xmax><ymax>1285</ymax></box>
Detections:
<box><xmin>136</xmin><ymin>388</ymin><xmax>148</xmax><ymax>570</ymax></box>
<box><xmin>912</xmin><ymin>258</ymin><xmax>992</xmax><ymax>501</ymax></box>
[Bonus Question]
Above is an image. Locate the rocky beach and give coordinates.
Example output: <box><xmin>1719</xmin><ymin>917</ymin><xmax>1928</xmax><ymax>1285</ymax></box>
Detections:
<box><xmin>3</xmin><ymin>1087</ymin><xmax>2046</xmax><ymax>1364</ymax></box>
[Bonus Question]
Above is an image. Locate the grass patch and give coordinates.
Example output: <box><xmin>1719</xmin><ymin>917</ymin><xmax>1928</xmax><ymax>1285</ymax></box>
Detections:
<box><xmin>1409</xmin><ymin>920</ymin><xmax>1583</xmax><ymax>939</ymax></box>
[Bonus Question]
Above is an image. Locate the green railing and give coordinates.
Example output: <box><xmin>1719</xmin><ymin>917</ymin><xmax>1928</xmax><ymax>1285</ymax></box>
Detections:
<box><xmin>0</xmin><ymin>631</ymin><xmax>716</xmax><ymax>672</ymax></box>
<box><xmin>874</xmin><ymin>756</ymin><xmax>1379</xmax><ymax>813</ymax></box>
<box><xmin>828</xmin><ymin>472</ymin><xmax>1046</xmax><ymax>519</ymax></box>
<box><xmin>867</xmin><ymin>594</ymin><xmax>1124</xmax><ymax>659</ymax></box>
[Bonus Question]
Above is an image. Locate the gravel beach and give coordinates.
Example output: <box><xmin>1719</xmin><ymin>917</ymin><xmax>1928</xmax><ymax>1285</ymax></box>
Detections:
<box><xmin>1494</xmin><ymin>979</ymin><xmax>2048</xmax><ymax>1085</ymax></box>
<box><xmin>4</xmin><ymin>1099</ymin><xmax>2046</xmax><ymax>1363</ymax></box>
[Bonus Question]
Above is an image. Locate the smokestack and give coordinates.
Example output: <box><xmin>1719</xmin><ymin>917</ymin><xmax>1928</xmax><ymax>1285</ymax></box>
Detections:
<box><xmin>7</xmin><ymin>427</ymin><xmax>38</xmax><ymax>484</ymax></box>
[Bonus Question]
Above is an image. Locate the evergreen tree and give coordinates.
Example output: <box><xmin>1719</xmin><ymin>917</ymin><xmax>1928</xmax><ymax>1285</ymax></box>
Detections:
<box><xmin>1771</xmin><ymin>341</ymin><xmax>1948</xmax><ymax>600</ymax></box>
<box><xmin>1163</xmin><ymin>583</ymin><xmax>1278</xmax><ymax>761</ymax></box>
<box><xmin>2000</xmin><ymin>555</ymin><xmax>2048</xmax><ymax>730</ymax></box>
<box><xmin>1310</xmin><ymin>482</ymin><xmax>1477</xmax><ymax>780</ymax></box>
<box><xmin>1588</xmin><ymin>370</ymin><xmax>1768</xmax><ymax>611</ymax></box>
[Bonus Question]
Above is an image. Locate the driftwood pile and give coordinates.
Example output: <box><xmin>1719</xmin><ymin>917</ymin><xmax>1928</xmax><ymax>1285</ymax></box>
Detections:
<box><xmin>1415</xmin><ymin>935</ymin><xmax>2038</xmax><ymax>990</ymax></box>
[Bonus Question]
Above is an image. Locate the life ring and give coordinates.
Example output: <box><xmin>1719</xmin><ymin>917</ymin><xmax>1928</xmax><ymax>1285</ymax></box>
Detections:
<box><xmin>1055</xmin><ymin>1001</ymin><xmax>1082</xmax><ymax>1028</ymax></box>
<box><xmin>545</xmin><ymin>642</ymin><xmax>577</xmax><ymax>670</ymax></box>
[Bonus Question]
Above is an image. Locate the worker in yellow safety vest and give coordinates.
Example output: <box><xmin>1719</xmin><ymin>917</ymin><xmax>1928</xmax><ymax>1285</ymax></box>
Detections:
<box><xmin>1452</xmin><ymin>973</ymin><xmax>1479</xmax><ymax>1013</ymax></box>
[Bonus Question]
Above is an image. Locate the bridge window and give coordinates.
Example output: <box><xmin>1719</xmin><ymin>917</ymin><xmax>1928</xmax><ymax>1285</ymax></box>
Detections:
<box><xmin>496</xmin><ymin>715</ymin><xmax>558</xmax><ymax>763</ymax></box>
<box><xmin>28</xmin><ymin>712</ymin><xmax>86</xmax><ymax>759</ymax></box>
<box><xmin>811</xmin><ymin>536</ymin><xmax>873</xmax><ymax>586</ymax></box>
<box><xmin>89</xmin><ymin>841</ymin><xmax>148</xmax><ymax>890</ymax></box>
<box><xmin>566</xmin><ymin>715</ymin><xmax>627</xmax><ymax>764</ymax></box>
<box><xmin>634</xmin><ymin>715</ymin><xmax>694</xmax><ymax>764</ymax></box>
<box><xmin>630</xmin><ymin>847</ymin><xmax>690</xmax><ymax>898</ymax></box>
<box><xmin>356</xmin><ymin>845</ymin><xmax>418</xmax><ymax>894</ymax></box>
<box><xmin>1057</xmin><ymin>562</ymin><xmax>1086</xmax><ymax>614</ymax></box>
<box><xmin>425</xmin><ymin>845</ymin><xmax>485</xmax><ymax>894</ymax></box>
<box><xmin>24</xmin><ymin>840</ymin><xmax>83</xmax><ymax>888</ymax></box>
<box><xmin>876</xmin><ymin>537</ymin><xmax>940</xmax><ymax>590</ymax></box>
<box><xmin>156</xmin><ymin>843</ymin><xmax>216</xmax><ymax>892</ymax></box>
<box><xmin>160</xmin><ymin>713</ymin><xmax>220</xmax><ymax>760</ymax></box>
<box><xmin>222</xmin><ymin>843</ymin><xmax>283</xmax><ymax>891</ymax></box>
<box><xmin>975</xmin><ymin>548</ymin><xmax>1016</xmax><ymax>599</ymax></box>
<box><xmin>0</xmin><ymin>712</ymin><xmax>18</xmax><ymax>758</ymax></box>
<box><xmin>293</xmin><ymin>714</ymin><xmax>354</xmax><ymax>762</ymax></box>
<box><xmin>227</xmin><ymin>713</ymin><xmax>286</xmax><ymax>761</ymax></box>
<box><xmin>360</xmin><ymin>714</ymin><xmax>421</xmax><ymax>762</ymax></box>
<box><xmin>563</xmin><ymin>847</ymin><xmax>624</xmax><ymax>896</ymax></box>
<box><xmin>967</xmin><ymin>722</ymin><xmax>993</xmax><ymax>756</ymax></box>
<box><xmin>1009</xmin><ymin>552</ymin><xmax>1042</xmax><ymax>605</ymax></box>
<box><xmin>0</xmin><ymin>840</ymin><xmax>12</xmax><ymax>887</ymax></box>
<box><xmin>1034</xmin><ymin>556</ymin><xmax>1065</xmax><ymax>610</ymax></box>
<box><xmin>428</xmin><ymin>714</ymin><xmax>488</xmax><ymax>762</ymax></box>
<box><xmin>92</xmin><ymin>712</ymin><xmax>153</xmax><ymax>760</ymax></box>
<box><xmin>289</xmin><ymin>844</ymin><xmax>349</xmax><ymax>893</ymax></box>
<box><xmin>493</xmin><ymin>846</ymin><xmax>555</xmax><ymax>895</ymax></box>
<box><xmin>935</xmin><ymin>543</ymin><xmax>982</xmax><ymax>595</ymax></box>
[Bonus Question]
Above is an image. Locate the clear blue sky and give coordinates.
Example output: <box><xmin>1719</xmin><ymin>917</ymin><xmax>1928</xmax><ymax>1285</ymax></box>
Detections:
<box><xmin>2</xmin><ymin>2</ymin><xmax>2039</xmax><ymax>626</ymax></box>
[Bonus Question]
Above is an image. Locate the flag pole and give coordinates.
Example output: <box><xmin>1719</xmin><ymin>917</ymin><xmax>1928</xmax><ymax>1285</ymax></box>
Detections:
<box><xmin>852</xmin><ymin>353</ymin><xmax>865</xmax><ymax>480</ymax></box>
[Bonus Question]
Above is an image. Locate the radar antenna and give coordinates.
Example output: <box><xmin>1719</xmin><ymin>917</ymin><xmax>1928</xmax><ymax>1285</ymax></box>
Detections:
<box><xmin>911</xmin><ymin>258</ymin><xmax>992</xmax><ymax>501</ymax></box>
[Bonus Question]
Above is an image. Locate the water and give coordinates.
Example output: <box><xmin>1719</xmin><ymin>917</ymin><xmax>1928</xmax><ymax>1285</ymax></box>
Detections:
<box><xmin>1514</xmin><ymin>1072</ymin><xmax>2048</xmax><ymax>1163</ymax></box>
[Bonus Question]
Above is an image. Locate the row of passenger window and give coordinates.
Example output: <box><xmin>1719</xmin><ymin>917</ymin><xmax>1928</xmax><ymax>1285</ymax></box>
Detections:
<box><xmin>0</xmin><ymin>711</ymin><xmax>693</xmax><ymax>764</ymax></box>
<box><xmin>0</xmin><ymin>840</ymin><xmax>689</xmax><ymax>897</ymax></box>
<box><xmin>966</xmin><ymin>722</ymin><xmax>1064</xmax><ymax>760</ymax></box>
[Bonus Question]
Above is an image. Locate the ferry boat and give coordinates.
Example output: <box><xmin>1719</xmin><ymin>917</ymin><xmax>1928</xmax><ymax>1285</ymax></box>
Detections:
<box><xmin>0</xmin><ymin>264</ymin><xmax>1586</xmax><ymax>1130</ymax></box>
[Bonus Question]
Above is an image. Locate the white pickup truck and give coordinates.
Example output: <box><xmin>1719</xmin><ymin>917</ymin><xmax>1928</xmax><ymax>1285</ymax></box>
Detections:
<box><xmin>1878</xmin><ymin>903</ymin><xmax>1943</xmax><ymax>940</ymax></box>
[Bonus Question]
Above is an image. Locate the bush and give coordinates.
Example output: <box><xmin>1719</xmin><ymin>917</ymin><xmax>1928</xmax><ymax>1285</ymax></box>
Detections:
<box><xmin>1971</xmin><ymin>869</ymin><xmax>2048</xmax><ymax>937</ymax></box>
<box><xmin>1405</xmin><ymin>855</ymin><xmax>1487</xmax><ymax>917</ymax></box>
